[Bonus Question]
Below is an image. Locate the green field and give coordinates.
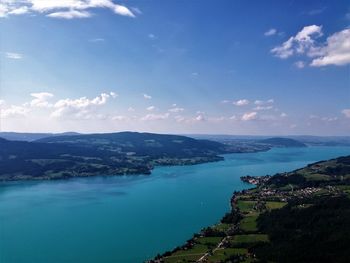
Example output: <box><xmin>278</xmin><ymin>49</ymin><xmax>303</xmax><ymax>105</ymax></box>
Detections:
<box><xmin>207</xmin><ymin>248</ymin><xmax>248</xmax><ymax>262</ymax></box>
<box><xmin>164</xmin><ymin>244</ymin><xmax>207</xmax><ymax>263</ymax></box>
<box><xmin>196</xmin><ymin>236</ymin><xmax>222</xmax><ymax>247</ymax></box>
<box><xmin>240</xmin><ymin>214</ymin><xmax>258</xmax><ymax>232</ymax></box>
<box><xmin>236</xmin><ymin>200</ymin><xmax>256</xmax><ymax>212</ymax></box>
<box><xmin>266</xmin><ymin>201</ymin><xmax>287</xmax><ymax>210</ymax></box>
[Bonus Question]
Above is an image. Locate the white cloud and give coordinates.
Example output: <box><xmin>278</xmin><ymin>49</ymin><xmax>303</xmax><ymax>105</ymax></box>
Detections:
<box><xmin>254</xmin><ymin>105</ymin><xmax>274</xmax><ymax>111</ymax></box>
<box><xmin>0</xmin><ymin>0</ymin><xmax>136</xmax><ymax>19</ymax></box>
<box><xmin>6</xmin><ymin>52</ymin><xmax>23</xmax><ymax>59</ymax></box>
<box><xmin>233</xmin><ymin>99</ymin><xmax>249</xmax><ymax>106</ymax></box>
<box><xmin>51</xmin><ymin>92</ymin><xmax>116</xmax><ymax>118</ymax></box>
<box><xmin>195</xmin><ymin>114</ymin><xmax>206</xmax><ymax>121</ymax></box>
<box><xmin>342</xmin><ymin>109</ymin><xmax>350</xmax><ymax>118</ymax></box>
<box><xmin>127</xmin><ymin>107</ymin><xmax>135</xmax><ymax>112</ymax></box>
<box><xmin>220</xmin><ymin>100</ymin><xmax>230</xmax><ymax>104</ymax></box>
<box><xmin>254</xmin><ymin>99</ymin><xmax>274</xmax><ymax>105</ymax></box>
<box><xmin>168</xmin><ymin>107</ymin><xmax>184</xmax><ymax>113</ymax></box>
<box><xmin>141</xmin><ymin>113</ymin><xmax>169</xmax><ymax>121</ymax></box>
<box><xmin>143</xmin><ymin>94</ymin><xmax>152</xmax><ymax>99</ymax></box>
<box><xmin>8</xmin><ymin>6</ymin><xmax>29</xmax><ymax>15</ymax></box>
<box><xmin>294</xmin><ymin>61</ymin><xmax>305</xmax><ymax>68</ymax></box>
<box><xmin>146</xmin><ymin>106</ymin><xmax>155</xmax><ymax>111</ymax></box>
<box><xmin>272</xmin><ymin>25</ymin><xmax>350</xmax><ymax>67</ymax></box>
<box><xmin>0</xmin><ymin>105</ymin><xmax>29</xmax><ymax>118</ymax></box>
<box><xmin>241</xmin><ymin>112</ymin><xmax>258</xmax><ymax>121</ymax></box>
<box><xmin>310</xmin><ymin>29</ymin><xmax>350</xmax><ymax>66</ymax></box>
<box><xmin>271</xmin><ymin>25</ymin><xmax>322</xmax><ymax>59</ymax></box>
<box><xmin>30</xmin><ymin>92</ymin><xmax>54</xmax><ymax>107</ymax></box>
<box><xmin>264</xmin><ymin>28</ymin><xmax>277</xmax><ymax>36</ymax></box>
<box><xmin>110</xmin><ymin>91</ymin><xmax>118</xmax><ymax>98</ymax></box>
<box><xmin>47</xmin><ymin>10</ymin><xmax>91</xmax><ymax>19</ymax></box>
<box><xmin>148</xmin><ymin>33</ymin><xmax>156</xmax><ymax>39</ymax></box>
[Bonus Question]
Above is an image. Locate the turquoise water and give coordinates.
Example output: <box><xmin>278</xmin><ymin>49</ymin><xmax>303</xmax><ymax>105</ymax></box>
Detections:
<box><xmin>0</xmin><ymin>146</ymin><xmax>350</xmax><ymax>263</ymax></box>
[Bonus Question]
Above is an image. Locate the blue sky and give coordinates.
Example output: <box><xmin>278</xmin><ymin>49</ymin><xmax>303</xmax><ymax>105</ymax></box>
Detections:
<box><xmin>0</xmin><ymin>0</ymin><xmax>349</xmax><ymax>135</ymax></box>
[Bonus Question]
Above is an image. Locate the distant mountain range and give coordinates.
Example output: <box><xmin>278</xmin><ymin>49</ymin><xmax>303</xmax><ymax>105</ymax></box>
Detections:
<box><xmin>0</xmin><ymin>132</ymin><xmax>80</xmax><ymax>141</ymax></box>
<box><xmin>188</xmin><ymin>134</ymin><xmax>350</xmax><ymax>146</ymax></box>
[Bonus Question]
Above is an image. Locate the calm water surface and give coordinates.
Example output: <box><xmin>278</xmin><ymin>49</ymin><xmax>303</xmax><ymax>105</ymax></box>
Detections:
<box><xmin>1</xmin><ymin>146</ymin><xmax>350</xmax><ymax>263</ymax></box>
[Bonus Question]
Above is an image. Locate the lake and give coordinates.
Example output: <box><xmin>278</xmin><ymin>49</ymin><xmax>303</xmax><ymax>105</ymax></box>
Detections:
<box><xmin>1</xmin><ymin>146</ymin><xmax>350</xmax><ymax>263</ymax></box>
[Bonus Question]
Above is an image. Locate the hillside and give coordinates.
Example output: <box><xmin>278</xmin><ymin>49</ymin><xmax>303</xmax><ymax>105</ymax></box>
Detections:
<box><xmin>257</xmin><ymin>137</ymin><xmax>306</xmax><ymax>147</ymax></box>
<box><xmin>151</xmin><ymin>155</ymin><xmax>350</xmax><ymax>263</ymax></box>
<box><xmin>0</xmin><ymin>133</ymin><xmax>230</xmax><ymax>181</ymax></box>
<box><xmin>37</xmin><ymin>132</ymin><xmax>230</xmax><ymax>157</ymax></box>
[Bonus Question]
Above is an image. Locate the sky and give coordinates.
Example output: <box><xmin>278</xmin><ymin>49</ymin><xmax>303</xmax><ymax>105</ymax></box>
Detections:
<box><xmin>0</xmin><ymin>0</ymin><xmax>349</xmax><ymax>135</ymax></box>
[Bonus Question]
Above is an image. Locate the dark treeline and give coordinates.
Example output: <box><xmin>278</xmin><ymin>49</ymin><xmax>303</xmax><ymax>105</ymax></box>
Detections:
<box><xmin>253</xmin><ymin>195</ymin><xmax>350</xmax><ymax>263</ymax></box>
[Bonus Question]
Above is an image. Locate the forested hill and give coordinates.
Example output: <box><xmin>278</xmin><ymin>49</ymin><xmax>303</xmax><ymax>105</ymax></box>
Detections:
<box><xmin>37</xmin><ymin>132</ymin><xmax>231</xmax><ymax>157</ymax></box>
<box><xmin>0</xmin><ymin>133</ymin><xmax>232</xmax><ymax>181</ymax></box>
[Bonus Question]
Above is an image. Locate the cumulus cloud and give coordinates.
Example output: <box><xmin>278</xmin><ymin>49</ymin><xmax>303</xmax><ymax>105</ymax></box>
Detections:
<box><xmin>233</xmin><ymin>99</ymin><xmax>249</xmax><ymax>106</ymax></box>
<box><xmin>0</xmin><ymin>0</ymin><xmax>136</xmax><ymax>19</ymax></box>
<box><xmin>310</xmin><ymin>29</ymin><xmax>350</xmax><ymax>66</ymax></box>
<box><xmin>241</xmin><ymin>111</ymin><xmax>258</xmax><ymax>121</ymax></box>
<box><xmin>143</xmin><ymin>94</ymin><xmax>152</xmax><ymax>100</ymax></box>
<box><xmin>30</xmin><ymin>92</ymin><xmax>54</xmax><ymax>107</ymax></box>
<box><xmin>51</xmin><ymin>92</ymin><xmax>116</xmax><ymax>119</ymax></box>
<box><xmin>264</xmin><ymin>28</ymin><xmax>277</xmax><ymax>36</ymax></box>
<box><xmin>272</xmin><ymin>25</ymin><xmax>323</xmax><ymax>59</ymax></box>
<box><xmin>6</xmin><ymin>52</ymin><xmax>23</xmax><ymax>59</ymax></box>
<box><xmin>0</xmin><ymin>104</ymin><xmax>29</xmax><ymax>118</ymax></box>
<box><xmin>272</xmin><ymin>25</ymin><xmax>350</xmax><ymax>67</ymax></box>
